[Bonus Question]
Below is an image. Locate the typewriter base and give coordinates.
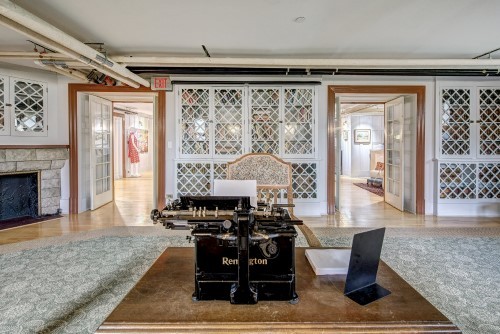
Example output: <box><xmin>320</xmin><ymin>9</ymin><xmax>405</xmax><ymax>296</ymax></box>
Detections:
<box><xmin>98</xmin><ymin>247</ymin><xmax>459</xmax><ymax>333</ymax></box>
<box><xmin>193</xmin><ymin>234</ymin><xmax>298</xmax><ymax>303</ymax></box>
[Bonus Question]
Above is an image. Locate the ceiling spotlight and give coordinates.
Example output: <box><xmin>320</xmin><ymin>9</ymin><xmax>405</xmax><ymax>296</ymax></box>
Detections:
<box><xmin>294</xmin><ymin>17</ymin><xmax>306</xmax><ymax>23</ymax></box>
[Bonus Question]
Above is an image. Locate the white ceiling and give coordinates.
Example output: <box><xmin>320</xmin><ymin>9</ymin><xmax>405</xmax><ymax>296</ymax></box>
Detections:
<box><xmin>114</xmin><ymin>102</ymin><xmax>154</xmax><ymax>116</ymax></box>
<box><xmin>1</xmin><ymin>0</ymin><xmax>499</xmax><ymax>63</ymax></box>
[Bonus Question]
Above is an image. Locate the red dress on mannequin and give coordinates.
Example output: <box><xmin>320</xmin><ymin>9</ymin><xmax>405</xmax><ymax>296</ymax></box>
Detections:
<box><xmin>128</xmin><ymin>133</ymin><xmax>140</xmax><ymax>163</ymax></box>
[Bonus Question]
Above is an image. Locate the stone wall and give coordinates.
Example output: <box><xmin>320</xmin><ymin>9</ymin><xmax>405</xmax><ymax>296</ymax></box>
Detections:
<box><xmin>0</xmin><ymin>148</ymin><xmax>69</xmax><ymax>215</ymax></box>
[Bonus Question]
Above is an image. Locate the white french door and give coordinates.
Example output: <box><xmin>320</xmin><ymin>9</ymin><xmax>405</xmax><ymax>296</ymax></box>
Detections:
<box><xmin>90</xmin><ymin>95</ymin><xmax>113</xmax><ymax>210</ymax></box>
<box><xmin>385</xmin><ymin>97</ymin><xmax>404</xmax><ymax>211</ymax></box>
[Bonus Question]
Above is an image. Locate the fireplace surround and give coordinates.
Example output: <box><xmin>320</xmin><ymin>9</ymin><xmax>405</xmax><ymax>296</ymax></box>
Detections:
<box><xmin>0</xmin><ymin>148</ymin><xmax>69</xmax><ymax>218</ymax></box>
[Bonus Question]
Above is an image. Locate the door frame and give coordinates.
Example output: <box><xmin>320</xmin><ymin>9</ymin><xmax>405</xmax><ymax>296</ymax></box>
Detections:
<box><xmin>112</xmin><ymin>110</ymin><xmax>126</xmax><ymax>181</ymax></box>
<box><xmin>327</xmin><ymin>85</ymin><xmax>425</xmax><ymax>215</ymax></box>
<box><xmin>68</xmin><ymin>84</ymin><xmax>166</xmax><ymax>213</ymax></box>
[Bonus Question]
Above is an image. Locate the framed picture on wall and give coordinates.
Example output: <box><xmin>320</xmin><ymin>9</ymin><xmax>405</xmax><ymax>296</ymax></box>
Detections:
<box><xmin>354</xmin><ymin>129</ymin><xmax>371</xmax><ymax>144</ymax></box>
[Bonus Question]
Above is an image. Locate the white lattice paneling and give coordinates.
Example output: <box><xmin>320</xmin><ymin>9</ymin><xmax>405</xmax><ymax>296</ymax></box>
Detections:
<box><xmin>213</xmin><ymin>162</ymin><xmax>227</xmax><ymax>180</ymax></box>
<box><xmin>285</xmin><ymin>162</ymin><xmax>318</xmax><ymax>199</ymax></box>
<box><xmin>478</xmin><ymin>163</ymin><xmax>499</xmax><ymax>199</ymax></box>
<box><xmin>441</xmin><ymin>89</ymin><xmax>471</xmax><ymax>156</ymax></box>
<box><xmin>250</xmin><ymin>88</ymin><xmax>280</xmax><ymax>155</ymax></box>
<box><xmin>214</xmin><ymin>89</ymin><xmax>244</xmax><ymax>155</ymax></box>
<box><xmin>180</xmin><ymin>88</ymin><xmax>210</xmax><ymax>155</ymax></box>
<box><xmin>284</xmin><ymin>88</ymin><xmax>314</xmax><ymax>156</ymax></box>
<box><xmin>478</xmin><ymin>89</ymin><xmax>500</xmax><ymax>156</ymax></box>
<box><xmin>176</xmin><ymin>162</ymin><xmax>211</xmax><ymax>197</ymax></box>
<box><xmin>439</xmin><ymin>163</ymin><xmax>476</xmax><ymax>199</ymax></box>
<box><xmin>12</xmin><ymin>78</ymin><xmax>46</xmax><ymax>134</ymax></box>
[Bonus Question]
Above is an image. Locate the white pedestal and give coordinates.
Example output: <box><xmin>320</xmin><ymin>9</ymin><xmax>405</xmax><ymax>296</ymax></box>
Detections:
<box><xmin>305</xmin><ymin>249</ymin><xmax>351</xmax><ymax>275</ymax></box>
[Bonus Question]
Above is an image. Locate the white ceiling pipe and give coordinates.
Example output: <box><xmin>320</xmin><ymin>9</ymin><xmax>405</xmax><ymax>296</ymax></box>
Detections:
<box><xmin>112</xmin><ymin>56</ymin><xmax>500</xmax><ymax>70</ymax></box>
<box><xmin>0</xmin><ymin>15</ymin><xmax>140</xmax><ymax>88</ymax></box>
<box><xmin>0</xmin><ymin>52</ymin><xmax>91</xmax><ymax>68</ymax></box>
<box><xmin>34</xmin><ymin>60</ymin><xmax>89</xmax><ymax>82</ymax></box>
<box><xmin>0</xmin><ymin>0</ymin><xmax>149</xmax><ymax>87</ymax></box>
<box><xmin>0</xmin><ymin>51</ymin><xmax>70</xmax><ymax>59</ymax></box>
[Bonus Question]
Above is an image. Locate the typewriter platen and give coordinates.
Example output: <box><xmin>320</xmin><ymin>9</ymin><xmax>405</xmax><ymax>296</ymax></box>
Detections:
<box><xmin>151</xmin><ymin>196</ymin><xmax>302</xmax><ymax>304</ymax></box>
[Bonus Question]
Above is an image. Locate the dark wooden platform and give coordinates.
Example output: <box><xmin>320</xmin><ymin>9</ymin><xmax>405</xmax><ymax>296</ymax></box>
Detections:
<box><xmin>97</xmin><ymin>247</ymin><xmax>460</xmax><ymax>333</ymax></box>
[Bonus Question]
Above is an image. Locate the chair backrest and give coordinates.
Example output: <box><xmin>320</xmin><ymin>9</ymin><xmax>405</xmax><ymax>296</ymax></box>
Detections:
<box><xmin>227</xmin><ymin>153</ymin><xmax>293</xmax><ymax>210</ymax></box>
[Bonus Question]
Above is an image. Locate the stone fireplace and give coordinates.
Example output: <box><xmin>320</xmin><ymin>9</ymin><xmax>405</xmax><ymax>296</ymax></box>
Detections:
<box><xmin>0</xmin><ymin>148</ymin><xmax>69</xmax><ymax>218</ymax></box>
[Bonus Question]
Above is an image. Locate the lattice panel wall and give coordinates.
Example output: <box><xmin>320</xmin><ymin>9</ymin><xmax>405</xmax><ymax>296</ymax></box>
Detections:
<box><xmin>478</xmin><ymin>89</ymin><xmax>500</xmax><ymax>156</ymax></box>
<box><xmin>0</xmin><ymin>77</ymin><xmax>5</xmax><ymax>132</ymax></box>
<box><xmin>441</xmin><ymin>89</ymin><xmax>471</xmax><ymax>155</ymax></box>
<box><xmin>13</xmin><ymin>80</ymin><xmax>45</xmax><ymax>133</ymax></box>
<box><xmin>439</xmin><ymin>163</ymin><xmax>476</xmax><ymax>199</ymax></box>
<box><xmin>283</xmin><ymin>88</ymin><xmax>314</xmax><ymax>155</ymax></box>
<box><xmin>250</xmin><ymin>88</ymin><xmax>280</xmax><ymax>154</ymax></box>
<box><xmin>176</xmin><ymin>162</ymin><xmax>211</xmax><ymax>197</ymax></box>
<box><xmin>478</xmin><ymin>163</ymin><xmax>499</xmax><ymax>199</ymax></box>
<box><xmin>214</xmin><ymin>89</ymin><xmax>244</xmax><ymax>155</ymax></box>
<box><xmin>180</xmin><ymin>88</ymin><xmax>210</xmax><ymax>155</ymax></box>
<box><xmin>213</xmin><ymin>162</ymin><xmax>227</xmax><ymax>180</ymax></box>
<box><xmin>287</xmin><ymin>162</ymin><xmax>318</xmax><ymax>199</ymax></box>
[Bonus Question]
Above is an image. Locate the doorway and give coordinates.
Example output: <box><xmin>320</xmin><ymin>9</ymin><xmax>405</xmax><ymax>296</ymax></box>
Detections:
<box><xmin>337</xmin><ymin>93</ymin><xmax>417</xmax><ymax>215</ymax></box>
<box><xmin>327</xmin><ymin>85</ymin><xmax>425</xmax><ymax>215</ymax></box>
<box><xmin>113</xmin><ymin>101</ymin><xmax>155</xmax><ymax>213</ymax></box>
<box><xmin>68</xmin><ymin>84</ymin><xmax>166</xmax><ymax>214</ymax></box>
<box><xmin>76</xmin><ymin>93</ymin><xmax>156</xmax><ymax>212</ymax></box>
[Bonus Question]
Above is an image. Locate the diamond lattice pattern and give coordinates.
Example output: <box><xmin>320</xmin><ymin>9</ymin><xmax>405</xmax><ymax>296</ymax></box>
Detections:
<box><xmin>441</xmin><ymin>89</ymin><xmax>471</xmax><ymax>155</ymax></box>
<box><xmin>213</xmin><ymin>163</ymin><xmax>227</xmax><ymax>180</ymax></box>
<box><xmin>479</xmin><ymin>89</ymin><xmax>500</xmax><ymax>156</ymax></box>
<box><xmin>181</xmin><ymin>89</ymin><xmax>210</xmax><ymax>155</ymax></box>
<box><xmin>283</xmin><ymin>163</ymin><xmax>317</xmax><ymax>199</ymax></box>
<box><xmin>284</xmin><ymin>89</ymin><xmax>313</xmax><ymax>155</ymax></box>
<box><xmin>251</xmin><ymin>88</ymin><xmax>280</xmax><ymax>154</ymax></box>
<box><xmin>176</xmin><ymin>162</ymin><xmax>211</xmax><ymax>197</ymax></box>
<box><xmin>14</xmin><ymin>80</ymin><xmax>44</xmax><ymax>132</ymax></box>
<box><xmin>439</xmin><ymin>163</ymin><xmax>476</xmax><ymax>199</ymax></box>
<box><xmin>214</xmin><ymin>89</ymin><xmax>243</xmax><ymax>155</ymax></box>
<box><xmin>478</xmin><ymin>163</ymin><xmax>499</xmax><ymax>199</ymax></box>
<box><xmin>0</xmin><ymin>77</ymin><xmax>4</xmax><ymax>130</ymax></box>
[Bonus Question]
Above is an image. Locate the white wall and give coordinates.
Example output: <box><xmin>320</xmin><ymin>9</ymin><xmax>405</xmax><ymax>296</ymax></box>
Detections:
<box><xmin>349</xmin><ymin>114</ymin><xmax>384</xmax><ymax>177</ymax></box>
<box><xmin>340</xmin><ymin>116</ymin><xmax>351</xmax><ymax>176</ymax></box>
<box><xmin>0</xmin><ymin>65</ymin><xmax>78</xmax><ymax>214</ymax></box>
<box><xmin>46</xmin><ymin>73</ymin><xmax>499</xmax><ymax>216</ymax></box>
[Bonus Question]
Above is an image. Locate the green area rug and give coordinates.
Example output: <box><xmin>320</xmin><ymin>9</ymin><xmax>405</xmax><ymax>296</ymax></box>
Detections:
<box><xmin>0</xmin><ymin>226</ymin><xmax>499</xmax><ymax>333</ymax></box>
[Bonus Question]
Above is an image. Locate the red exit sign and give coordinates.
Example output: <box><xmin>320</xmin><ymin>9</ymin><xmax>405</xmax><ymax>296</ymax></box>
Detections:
<box><xmin>151</xmin><ymin>77</ymin><xmax>172</xmax><ymax>91</ymax></box>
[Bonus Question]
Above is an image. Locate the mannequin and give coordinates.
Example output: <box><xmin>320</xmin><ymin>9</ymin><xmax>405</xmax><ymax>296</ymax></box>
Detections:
<box><xmin>128</xmin><ymin>127</ymin><xmax>141</xmax><ymax>177</ymax></box>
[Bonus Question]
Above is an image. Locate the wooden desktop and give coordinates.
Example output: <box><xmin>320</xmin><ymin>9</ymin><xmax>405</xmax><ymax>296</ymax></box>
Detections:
<box><xmin>97</xmin><ymin>247</ymin><xmax>460</xmax><ymax>333</ymax></box>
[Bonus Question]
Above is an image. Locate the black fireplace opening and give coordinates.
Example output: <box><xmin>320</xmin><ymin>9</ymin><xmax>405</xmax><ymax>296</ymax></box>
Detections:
<box><xmin>0</xmin><ymin>172</ymin><xmax>39</xmax><ymax>222</ymax></box>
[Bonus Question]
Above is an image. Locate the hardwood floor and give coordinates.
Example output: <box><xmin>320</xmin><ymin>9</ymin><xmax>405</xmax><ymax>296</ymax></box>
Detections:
<box><xmin>0</xmin><ymin>174</ymin><xmax>498</xmax><ymax>245</ymax></box>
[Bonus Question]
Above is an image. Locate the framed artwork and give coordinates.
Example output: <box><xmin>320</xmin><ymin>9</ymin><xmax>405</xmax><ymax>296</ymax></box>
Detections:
<box><xmin>354</xmin><ymin>129</ymin><xmax>371</xmax><ymax>144</ymax></box>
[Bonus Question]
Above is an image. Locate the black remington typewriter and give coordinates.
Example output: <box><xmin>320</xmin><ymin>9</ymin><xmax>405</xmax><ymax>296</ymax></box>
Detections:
<box><xmin>150</xmin><ymin>195</ymin><xmax>302</xmax><ymax>304</ymax></box>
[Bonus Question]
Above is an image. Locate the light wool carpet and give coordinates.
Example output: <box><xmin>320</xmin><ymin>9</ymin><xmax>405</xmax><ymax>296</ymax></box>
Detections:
<box><xmin>0</xmin><ymin>226</ymin><xmax>499</xmax><ymax>333</ymax></box>
<box><xmin>310</xmin><ymin>226</ymin><xmax>500</xmax><ymax>334</ymax></box>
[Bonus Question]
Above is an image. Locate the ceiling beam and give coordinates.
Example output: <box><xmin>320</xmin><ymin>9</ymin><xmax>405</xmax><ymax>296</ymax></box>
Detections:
<box><xmin>0</xmin><ymin>15</ymin><xmax>141</xmax><ymax>88</ymax></box>
<box><xmin>0</xmin><ymin>0</ymin><xmax>149</xmax><ymax>87</ymax></box>
<box><xmin>112</xmin><ymin>55</ymin><xmax>500</xmax><ymax>70</ymax></box>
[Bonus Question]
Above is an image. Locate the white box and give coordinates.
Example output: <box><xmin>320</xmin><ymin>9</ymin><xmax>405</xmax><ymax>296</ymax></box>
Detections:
<box><xmin>305</xmin><ymin>249</ymin><xmax>351</xmax><ymax>275</ymax></box>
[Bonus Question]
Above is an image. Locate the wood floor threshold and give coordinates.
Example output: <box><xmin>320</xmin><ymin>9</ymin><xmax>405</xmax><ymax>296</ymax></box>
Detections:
<box><xmin>98</xmin><ymin>321</ymin><xmax>460</xmax><ymax>333</ymax></box>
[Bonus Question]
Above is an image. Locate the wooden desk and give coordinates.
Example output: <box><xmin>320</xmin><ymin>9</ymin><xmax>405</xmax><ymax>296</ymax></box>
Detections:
<box><xmin>97</xmin><ymin>248</ymin><xmax>460</xmax><ymax>333</ymax></box>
